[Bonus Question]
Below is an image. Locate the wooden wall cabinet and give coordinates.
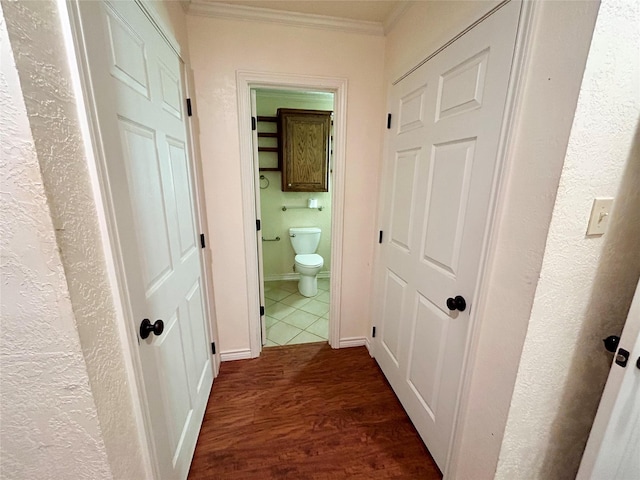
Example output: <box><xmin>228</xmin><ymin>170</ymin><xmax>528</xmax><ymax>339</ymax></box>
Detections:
<box><xmin>278</xmin><ymin>109</ymin><xmax>331</xmax><ymax>192</ymax></box>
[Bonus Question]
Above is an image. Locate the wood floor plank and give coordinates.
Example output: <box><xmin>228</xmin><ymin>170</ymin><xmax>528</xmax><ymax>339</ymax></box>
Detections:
<box><xmin>188</xmin><ymin>343</ymin><xmax>442</xmax><ymax>479</ymax></box>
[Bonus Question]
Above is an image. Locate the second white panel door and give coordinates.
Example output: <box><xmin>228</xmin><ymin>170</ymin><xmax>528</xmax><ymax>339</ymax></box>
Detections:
<box><xmin>77</xmin><ymin>2</ymin><xmax>213</xmax><ymax>478</ymax></box>
<box><xmin>374</xmin><ymin>1</ymin><xmax>521</xmax><ymax>469</ymax></box>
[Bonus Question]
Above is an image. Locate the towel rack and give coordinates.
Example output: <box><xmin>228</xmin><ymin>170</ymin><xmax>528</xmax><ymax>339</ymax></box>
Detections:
<box><xmin>281</xmin><ymin>205</ymin><xmax>323</xmax><ymax>212</ymax></box>
<box><xmin>262</xmin><ymin>236</ymin><xmax>281</xmax><ymax>242</ymax></box>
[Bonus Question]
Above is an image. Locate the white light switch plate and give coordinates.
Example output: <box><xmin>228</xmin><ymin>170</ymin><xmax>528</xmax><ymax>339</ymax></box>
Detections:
<box><xmin>586</xmin><ymin>197</ymin><xmax>614</xmax><ymax>236</ymax></box>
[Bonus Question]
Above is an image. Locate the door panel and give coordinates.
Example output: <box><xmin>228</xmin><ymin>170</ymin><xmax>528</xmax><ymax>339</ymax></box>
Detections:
<box><xmin>185</xmin><ymin>281</ymin><xmax>211</xmax><ymax>391</ymax></box>
<box><xmin>423</xmin><ymin>139</ymin><xmax>475</xmax><ymax>274</ymax></box>
<box><xmin>159</xmin><ymin>62</ymin><xmax>183</xmax><ymax>119</ymax></box>
<box><xmin>390</xmin><ymin>150</ymin><xmax>419</xmax><ymax>252</ymax></box>
<box><xmin>436</xmin><ymin>49</ymin><xmax>489</xmax><ymax>121</ymax></box>
<box><xmin>104</xmin><ymin>6</ymin><xmax>150</xmax><ymax>98</ymax></box>
<box><xmin>168</xmin><ymin>139</ymin><xmax>198</xmax><ymax>258</ymax></box>
<box><xmin>153</xmin><ymin>312</ymin><xmax>193</xmax><ymax>453</ymax></box>
<box><xmin>407</xmin><ymin>294</ymin><xmax>448</xmax><ymax>418</ymax></box>
<box><xmin>380</xmin><ymin>269</ymin><xmax>407</xmax><ymax>365</ymax></box>
<box><xmin>399</xmin><ymin>84</ymin><xmax>428</xmax><ymax>132</ymax></box>
<box><xmin>119</xmin><ymin>119</ymin><xmax>174</xmax><ymax>291</ymax></box>
<box><xmin>78</xmin><ymin>2</ymin><xmax>213</xmax><ymax>478</ymax></box>
<box><xmin>374</xmin><ymin>1</ymin><xmax>521</xmax><ymax>469</ymax></box>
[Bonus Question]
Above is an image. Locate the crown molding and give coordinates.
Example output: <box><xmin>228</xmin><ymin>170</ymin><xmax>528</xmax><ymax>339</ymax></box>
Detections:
<box><xmin>383</xmin><ymin>2</ymin><xmax>414</xmax><ymax>34</ymax></box>
<box><xmin>187</xmin><ymin>1</ymin><xmax>385</xmax><ymax>36</ymax></box>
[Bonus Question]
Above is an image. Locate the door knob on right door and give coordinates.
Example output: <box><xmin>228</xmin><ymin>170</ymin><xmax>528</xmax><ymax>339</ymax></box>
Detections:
<box><xmin>446</xmin><ymin>296</ymin><xmax>467</xmax><ymax>312</ymax></box>
<box><xmin>140</xmin><ymin>318</ymin><xmax>165</xmax><ymax>339</ymax></box>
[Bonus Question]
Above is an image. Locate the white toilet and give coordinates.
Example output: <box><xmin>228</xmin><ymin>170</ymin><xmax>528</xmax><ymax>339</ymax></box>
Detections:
<box><xmin>289</xmin><ymin>227</ymin><xmax>324</xmax><ymax>297</ymax></box>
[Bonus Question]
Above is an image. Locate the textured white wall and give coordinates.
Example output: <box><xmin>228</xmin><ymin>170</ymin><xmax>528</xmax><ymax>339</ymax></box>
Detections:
<box><xmin>2</xmin><ymin>1</ymin><xmax>149</xmax><ymax>478</ymax></box>
<box><xmin>187</xmin><ymin>15</ymin><xmax>385</xmax><ymax>352</ymax></box>
<box><xmin>0</xmin><ymin>7</ymin><xmax>112</xmax><ymax>479</ymax></box>
<box><xmin>496</xmin><ymin>0</ymin><xmax>640</xmax><ymax>478</ymax></box>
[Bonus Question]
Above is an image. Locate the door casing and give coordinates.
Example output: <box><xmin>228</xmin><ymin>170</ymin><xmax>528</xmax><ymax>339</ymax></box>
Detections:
<box><xmin>237</xmin><ymin>71</ymin><xmax>348</xmax><ymax>357</ymax></box>
<box><xmin>62</xmin><ymin>0</ymin><xmax>219</xmax><ymax>477</ymax></box>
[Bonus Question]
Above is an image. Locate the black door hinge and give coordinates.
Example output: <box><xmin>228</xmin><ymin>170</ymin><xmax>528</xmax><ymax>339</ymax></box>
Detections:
<box><xmin>260</xmin><ymin>305</ymin><xmax>265</xmax><ymax>316</ymax></box>
<box><xmin>251</xmin><ymin>116</ymin><xmax>257</xmax><ymax>131</ymax></box>
<box><xmin>379</xmin><ymin>231</ymin><xmax>383</xmax><ymax>244</ymax></box>
<box><xmin>200</xmin><ymin>234</ymin><xmax>206</xmax><ymax>249</ymax></box>
<box><xmin>186</xmin><ymin>98</ymin><xmax>193</xmax><ymax>117</ymax></box>
<box><xmin>211</xmin><ymin>342</ymin><xmax>216</xmax><ymax>355</ymax></box>
<box><xmin>372</xmin><ymin>326</ymin><xmax>376</xmax><ymax>338</ymax></box>
<box><xmin>387</xmin><ymin>113</ymin><xmax>392</xmax><ymax>129</ymax></box>
<box><xmin>256</xmin><ymin>219</ymin><xmax>261</xmax><ymax>231</ymax></box>
<box><xmin>615</xmin><ymin>348</ymin><xmax>629</xmax><ymax>367</ymax></box>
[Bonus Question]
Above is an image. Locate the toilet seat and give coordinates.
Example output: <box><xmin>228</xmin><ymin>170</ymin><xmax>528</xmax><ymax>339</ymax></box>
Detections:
<box><xmin>295</xmin><ymin>253</ymin><xmax>323</xmax><ymax>268</ymax></box>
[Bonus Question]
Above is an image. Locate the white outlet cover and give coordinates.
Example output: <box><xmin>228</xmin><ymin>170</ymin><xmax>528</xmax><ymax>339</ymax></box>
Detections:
<box><xmin>586</xmin><ymin>197</ymin><xmax>614</xmax><ymax>236</ymax></box>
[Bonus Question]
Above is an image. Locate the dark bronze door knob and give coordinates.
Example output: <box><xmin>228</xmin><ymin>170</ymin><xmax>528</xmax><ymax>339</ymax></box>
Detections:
<box><xmin>140</xmin><ymin>319</ymin><xmax>164</xmax><ymax>339</ymax></box>
<box><xmin>446</xmin><ymin>296</ymin><xmax>467</xmax><ymax>312</ymax></box>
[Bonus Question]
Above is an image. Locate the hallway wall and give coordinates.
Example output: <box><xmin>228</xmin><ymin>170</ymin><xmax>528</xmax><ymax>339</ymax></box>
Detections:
<box><xmin>2</xmin><ymin>0</ymin><xmax>196</xmax><ymax>477</ymax></box>
<box><xmin>497</xmin><ymin>0</ymin><xmax>640</xmax><ymax>476</ymax></box>
<box><xmin>187</xmin><ymin>16</ymin><xmax>385</xmax><ymax>352</ymax></box>
<box><xmin>0</xmin><ymin>4</ymin><xmax>112</xmax><ymax>478</ymax></box>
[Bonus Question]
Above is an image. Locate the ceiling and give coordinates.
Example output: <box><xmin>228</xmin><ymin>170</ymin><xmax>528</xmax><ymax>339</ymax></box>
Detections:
<box><xmin>210</xmin><ymin>1</ymin><xmax>406</xmax><ymax>23</ymax></box>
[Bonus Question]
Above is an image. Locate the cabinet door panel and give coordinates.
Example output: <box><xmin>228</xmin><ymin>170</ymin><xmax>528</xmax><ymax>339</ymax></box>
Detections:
<box><xmin>279</xmin><ymin>109</ymin><xmax>331</xmax><ymax>192</ymax></box>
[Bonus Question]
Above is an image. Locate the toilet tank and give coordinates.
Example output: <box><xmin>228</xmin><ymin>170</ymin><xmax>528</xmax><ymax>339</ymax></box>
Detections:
<box><xmin>289</xmin><ymin>227</ymin><xmax>321</xmax><ymax>254</ymax></box>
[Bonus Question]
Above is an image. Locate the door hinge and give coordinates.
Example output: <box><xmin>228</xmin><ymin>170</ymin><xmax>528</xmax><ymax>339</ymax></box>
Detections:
<box><xmin>251</xmin><ymin>116</ymin><xmax>257</xmax><ymax>131</ymax></box>
<box><xmin>372</xmin><ymin>326</ymin><xmax>376</xmax><ymax>338</ymax></box>
<box><xmin>615</xmin><ymin>348</ymin><xmax>629</xmax><ymax>367</ymax></box>
<box><xmin>379</xmin><ymin>231</ymin><xmax>383</xmax><ymax>244</ymax></box>
<box><xmin>387</xmin><ymin>113</ymin><xmax>392</xmax><ymax>129</ymax></box>
<box><xmin>260</xmin><ymin>305</ymin><xmax>265</xmax><ymax>316</ymax></box>
<box><xmin>256</xmin><ymin>219</ymin><xmax>261</xmax><ymax>231</ymax></box>
<box><xmin>211</xmin><ymin>342</ymin><xmax>216</xmax><ymax>355</ymax></box>
<box><xmin>200</xmin><ymin>234</ymin><xmax>206</xmax><ymax>249</ymax></box>
<box><xmin>186</xmin><ymin>98</ymin><xmax>193</xmax><ymax>117</ymax></box>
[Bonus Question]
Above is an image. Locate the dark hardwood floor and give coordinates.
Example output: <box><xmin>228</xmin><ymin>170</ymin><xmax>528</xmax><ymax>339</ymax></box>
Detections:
<box><xmin>188</xmin><ymin>343</ymin><xmax>442</xmax><ymax>479</ymax></box>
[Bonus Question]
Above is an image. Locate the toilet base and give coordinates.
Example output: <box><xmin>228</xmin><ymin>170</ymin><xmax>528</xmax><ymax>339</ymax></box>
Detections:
<box><xmin>298</xmin><ymin>274</ymin><xmax>318</xmax><ymax>297</ymax></box>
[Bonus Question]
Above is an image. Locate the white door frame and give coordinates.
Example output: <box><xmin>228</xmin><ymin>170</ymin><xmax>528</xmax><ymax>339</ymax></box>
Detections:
<box><xmin>236</xmin><ymin>71</ymin><xmax>347</xmax><ymax>357</ymax></box>
<box><xmin>63</xmin><ymin>1</ymin><xmax>218</xmax><ymax>477</ymax></box>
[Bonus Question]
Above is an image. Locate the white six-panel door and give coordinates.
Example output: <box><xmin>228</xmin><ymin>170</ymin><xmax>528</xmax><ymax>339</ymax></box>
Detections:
<box><xmin>77</xmin><ymin>2</ymin><xmax>213</xmax><ymax>478</ymax></box>
<box><xmin>374</xmin><ymin>1</ymin><xmax>521</xmax><ymax>469</ymax></box>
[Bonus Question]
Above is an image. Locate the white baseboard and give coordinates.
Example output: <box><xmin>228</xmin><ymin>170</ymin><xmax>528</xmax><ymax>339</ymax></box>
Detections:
<box><xmin>264</xmin><ymin>272</ymin><xmax>331</xmax><ymax>282</ymax></box>
<box><xmin>339</xmin><ymin>337</ymin><xmax>367</xmax><ymax>349</ymax></box>
<box><xmin>220</xmin><ymin>348</ymin><xmax>252</xmax><ymax>362</ymax></box>
<box><xmin>365</xmin><ymin>337</ymin><xmax>373</xmax><ymax>356</ymax></box>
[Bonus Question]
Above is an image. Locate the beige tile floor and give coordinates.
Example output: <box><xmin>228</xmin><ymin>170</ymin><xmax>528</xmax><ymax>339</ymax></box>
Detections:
<box><xmin>264</xmin><ymin>278</ymin><xmax>330</xmax><ymax>347</ymax></box>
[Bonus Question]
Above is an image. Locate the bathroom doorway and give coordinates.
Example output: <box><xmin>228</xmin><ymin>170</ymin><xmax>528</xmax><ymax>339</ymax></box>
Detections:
<box><xmin>253</xmin><ymin>89</ymin><xmax>334</xmax><ymax>347</ymax></box>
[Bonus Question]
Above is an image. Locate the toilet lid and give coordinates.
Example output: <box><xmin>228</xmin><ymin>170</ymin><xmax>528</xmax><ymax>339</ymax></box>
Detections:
<box><xmin>295</xmin><ymin>254</ymin><xmax>323</xmax><ymax>268</ymax></box>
